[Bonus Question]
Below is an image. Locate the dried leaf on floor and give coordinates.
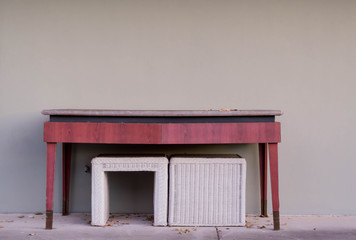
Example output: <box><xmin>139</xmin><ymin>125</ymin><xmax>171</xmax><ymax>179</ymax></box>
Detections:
<box><xmin>0</xmin><ymin>220</ymin><xmax>14</xmax><ymax>223</ymax></box>
<box><xmin>35</xmin><ymin>212</ymin><xmax>43</xmax><ymax>215</ymax></box>
<box><xmin>145</xmin><ymin>216</ymin><xmax>154</xmax><ymax>222</ymax></box>
<box><xmin>87</xmin><ymin>221</ymin><xmax>91</xmax><ymax>224</ymax></box>
<box><xmin>105</xmin><ymin>221</ymin><xmax>115</xmax><ymax>227</ymax></box>
<box><xmin>122</xmin><ymin>222</ymin><xmax>130</xmax><ymax>225</ymax></box>
<box><xmin>246</xmin><ymin>224</ymin><xmax>253</xmax><ymax>228</ymax></box>
<box><xmin>313</xmin><ymin>227</ymin><xmax>317</xmax><ymax>230</ymax></box>
<box><xmin>18</xmin><ymin>216</ymin><xmax>24</xmax><ymax>218</ymax></box>
<box><xmin>220</xmin><ymin>108</ymin><xmax>230</xmax><ymax>111</ymax></box>
<box><xmin>0</xmin><ymin>225</ymin><xmax>4</xmax><ymax>228</ymax></box>
<box><xmin>29</xmin><ymin>233</ymin><xmax>35</xmax><ymax>236</ymax></box>
<box><xmin>258</xmin><ymin>225</ymin><xmax>266</xmax><ymax>229</ymax></box>
<box><xmin>174</xmin><ymin>228</ymin><xmax>191</xmax><ymax>234</ymax></box>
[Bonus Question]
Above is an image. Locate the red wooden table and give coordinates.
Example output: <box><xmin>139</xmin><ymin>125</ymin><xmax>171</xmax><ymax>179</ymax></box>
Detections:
<box><xmin>42</xmin><ymin>109</ymin><xmax>282</xmax><ymax>230</ymax></box>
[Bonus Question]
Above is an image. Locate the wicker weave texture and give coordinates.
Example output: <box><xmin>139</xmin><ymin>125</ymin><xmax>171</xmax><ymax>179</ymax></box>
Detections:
<box><xmin>91</xmin><ymin>156</ymin><xmax>168</xmax><ymax>226</ymax></box>
<box><xmin>169</xmin><ymin>157</ymin><xmax>246</xmax><ymax>226</ymax></box>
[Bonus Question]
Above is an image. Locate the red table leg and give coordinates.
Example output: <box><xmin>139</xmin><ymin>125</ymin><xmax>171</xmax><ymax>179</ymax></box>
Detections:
<box><xmin>46</xmin><ymin>142</ymin><xmax>57</xmax><ymax>229</ymax></box>
<box><xmin>259</xmin><ymin>143</ymin><xmax>268</xmax><ymax>217</ymax></box>
<box><xmin>62</xmin><ymin>143</ymin><xmax>71</xmax><ymax>216</ymax></box>
<box><xmin>268</xmin><ymin>143</ymin><xmax>280</xmax><ymax>230</ymax></box>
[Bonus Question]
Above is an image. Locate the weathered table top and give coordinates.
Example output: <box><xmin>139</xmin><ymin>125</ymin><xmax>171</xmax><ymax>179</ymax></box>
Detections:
<box><xmin>42</xmin><ymin>109</ymin><xmax>283</xmax><ymax>124</ymax></box>
<box><xmin>42</xmin><ymin>109</ymin><xmax>283</xmax><ymax>117</ymax></box>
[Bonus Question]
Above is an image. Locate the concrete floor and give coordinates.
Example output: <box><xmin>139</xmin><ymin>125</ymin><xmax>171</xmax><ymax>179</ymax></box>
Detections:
<box><xmin>0</xmin><ymin>213</ymin><xmax>355</xmax><ymax>240</ymax></box>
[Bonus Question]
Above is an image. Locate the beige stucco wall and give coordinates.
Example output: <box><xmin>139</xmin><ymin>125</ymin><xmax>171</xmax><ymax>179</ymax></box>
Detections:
<box><xmin>1</xmin><ymin>0</ymin><xmax>355</xmax><ymax>215</ymax></box>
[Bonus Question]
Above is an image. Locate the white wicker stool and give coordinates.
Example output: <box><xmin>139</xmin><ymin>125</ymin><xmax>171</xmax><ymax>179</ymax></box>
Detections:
<box><xmin>91</xmin><ymin>155</ymin><xmax>168</xmax><ymax>226</ymax></box>
<box><xmin>169</xmin><ymin>155</ymin><xmax>246</xmax><ymax>226</ymax></box>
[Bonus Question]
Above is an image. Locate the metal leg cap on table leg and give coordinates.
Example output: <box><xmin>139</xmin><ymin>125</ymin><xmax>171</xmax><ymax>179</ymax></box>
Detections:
<box><xmin>46</xmin><ymin>210</ymin><xmax>53</xmax><ymax>229</ymax></box>
<box><xmin>260</xmin><ymin>200</ymin><xmax>268</xmax><ymax>217</ymax></box>
<box><xmin>263</xmin><ymin>200</ymin><xmax>268</xmax><ymax>217</ymax></box>
<box><xmin>62</xmin><ymin>199</ymin><xmax>69</xmax><ymax>216</ymax></box>
<box><xmin>273</xmin><ymin>211</ymin><xmax>280</xmax><ymax>230</ymax></box>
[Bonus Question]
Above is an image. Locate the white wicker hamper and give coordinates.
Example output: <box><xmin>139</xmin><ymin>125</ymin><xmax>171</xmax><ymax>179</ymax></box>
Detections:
<box><xmin>169</xmin><ymin>155</ymin><xmax>246</xmax><ymax>226</ymax></box>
